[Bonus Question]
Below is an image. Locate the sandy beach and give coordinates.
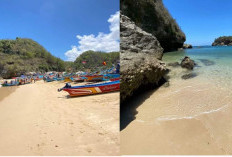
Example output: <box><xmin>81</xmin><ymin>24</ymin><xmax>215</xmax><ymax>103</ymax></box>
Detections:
<box><xmin>0</xmin><ymin>81</ymin><xmax>119</xmax><ymax>156</ymax></box>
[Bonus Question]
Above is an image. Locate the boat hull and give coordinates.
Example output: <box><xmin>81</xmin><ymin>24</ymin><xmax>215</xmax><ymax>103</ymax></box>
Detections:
<box><xmin>84</xmin><ymin>75</ymin><xmax>104</xmax><ymax>82</ymax></box>
<box><xmin>2</xmin><ymin>82</ymin><xmax>19</xmax><ymax>87</ymax></box>
<box><xmin>63</xmin><ymin>81</ymin><xmax>120</xmax><ymax>96</ymax></box>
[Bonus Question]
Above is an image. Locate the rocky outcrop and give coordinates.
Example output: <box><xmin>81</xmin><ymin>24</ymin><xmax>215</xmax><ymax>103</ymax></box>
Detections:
<box><xmin>120</xmin><ymin>15</ymin><xmax>167</xmax><ymax>103</ymax></box>
<box><xmin>183</xmin><ymin>44</ymin><xmax>192</xmax><ymax>49</ymax></box>
<box><xmin>212</xmin><ymin>36</ymin><xmax>232</xmax><ymax>46</ymax></box>
<box><xmin>181</xmin><ymin>56</ymin><xmax>195</xmax><ymax>70</ymax></box>
<box><xmin>121</xmin><ymin>0</ymin><xmax>186</xmax><ymax>52</ymax></box>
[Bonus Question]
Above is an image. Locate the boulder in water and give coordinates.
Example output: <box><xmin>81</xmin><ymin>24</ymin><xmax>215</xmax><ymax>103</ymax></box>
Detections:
<box><xmin>181</xmin><ymin>56</ymin><xmax>195</xmax><ymax>70</ymax></box>
<box><xmin>183</xmin><ymin>44</ymin><xmax>193</xmax><ymax>49</ymax></box>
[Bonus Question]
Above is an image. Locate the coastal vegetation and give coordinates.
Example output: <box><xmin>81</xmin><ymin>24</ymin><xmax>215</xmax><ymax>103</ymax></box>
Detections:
<box><xmin>73</xmin><ymin>51</ymin><xmax>119</xmax><ymax>71</ymax></box>
<box><xmin>212</xmin><ymin>36</ymin><xmax>232</xmax><ymax>46</ymax></box>
<box><xmin>0</xmin><ymin>38</ymin><xmax>66</xmax><ymax>78</ymax></box>
<box><xmin>0</xmin><ymin>38</ymin><xmax>119</xmax><ymax>79</ymax></box>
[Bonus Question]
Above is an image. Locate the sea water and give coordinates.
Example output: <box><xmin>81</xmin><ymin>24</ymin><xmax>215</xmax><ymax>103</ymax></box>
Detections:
<box><xmin>163</xmin><ymin>46</ymin><xmax>232</xmax><ymax>87</ymax></box>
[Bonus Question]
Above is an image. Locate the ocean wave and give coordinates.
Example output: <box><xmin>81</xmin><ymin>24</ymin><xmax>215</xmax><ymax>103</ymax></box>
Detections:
<box><xmin>156</xmin><ymin>104</ymin><xmax>229</xmax><ymax>121</ymax></box>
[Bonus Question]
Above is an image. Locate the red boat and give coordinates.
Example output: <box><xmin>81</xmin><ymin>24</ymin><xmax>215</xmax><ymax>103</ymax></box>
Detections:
<box><xmin>58</xmin><ymin>80</ymin><xmax>120</xmax><ymax>97</ymax></box>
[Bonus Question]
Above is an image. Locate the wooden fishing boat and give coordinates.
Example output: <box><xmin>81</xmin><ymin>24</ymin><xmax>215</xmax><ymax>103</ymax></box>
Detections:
<box><xmin>70</xmin><ymin>76</ymin><xmax>85</xmax><ymax>82</ymax></box>
<box><xmin>103</xmin><ymin>74</ymin><xmax>120</xmax><ymax>81</ymax></box>
<box><xmin>83</xmin><ymin>75</ymin><xmax>104</xmax><ymax>82</ymax></box>
<box><xmin>2</xmin><ymin>80</ymin><xmax>19</xmax><ymax>87</ymax></box>
<box><xmin>53</xmin><ymin>77</ymin><xmax>64</xmax><ymax>81</ymax></box>
<box><xmin>19</xmin><ymin>78</ymin><xmax>32</xmax><ymax>85</ymax></box>
<box><xmin>36</xmin><ymin>75</ymin><xmax>44</xmax><ymax>80</ymax></box>
<box><xmin>58</xmin><ymin>80</ymin><xmax>120</xmax><ymax>96</ymax></box>
<box><xmin>64</xmin><ymin>77</ymin><xmax>72</xmax><ymax>82</ymax></box>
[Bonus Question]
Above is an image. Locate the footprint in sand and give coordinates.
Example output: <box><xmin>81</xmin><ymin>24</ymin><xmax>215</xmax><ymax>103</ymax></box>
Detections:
<box><xmin>86</xmin><ymin>148</ymin><xmax>92</xmax><ymax>153</ymax></box>
<box><xmin>98</xmin><ymin>132</ymin><xmax>104</xmax><ymax>135</ymax></box>
<box><xmin>80</xmin><ymin>130</ymin><xmax>85</xmax><ymax>133</ymax></box>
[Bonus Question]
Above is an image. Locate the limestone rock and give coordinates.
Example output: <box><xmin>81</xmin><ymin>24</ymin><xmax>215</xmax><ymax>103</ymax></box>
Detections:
<box><xmin>120</xmin><ymin>15</ymin><xmax>167</xmax><ymax>103</ymax></box>
<box><xmin>183</xmin><ymin>44</ymin><xmax>192</xmax><ymax>49</ymax></box>
<box><xmin>121</xmin><ymin>0</ymin><xmax>186</xmax><ymax>52</ymax></box>
<box><xmin>181</xmin><ymin>56</ymin><xmax>195</xmax><ymax>70</ymax></box>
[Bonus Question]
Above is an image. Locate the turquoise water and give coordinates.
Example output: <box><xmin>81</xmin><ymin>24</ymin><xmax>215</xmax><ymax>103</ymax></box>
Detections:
<box><xmin>163</xmin><ymin>46</ymin><xmax>232</xmax><ymax>88</ymax></box>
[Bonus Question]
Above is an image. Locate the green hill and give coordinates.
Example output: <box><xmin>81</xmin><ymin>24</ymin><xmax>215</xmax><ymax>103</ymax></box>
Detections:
<box><xmin>0</xmin><ymin>38</ymin><xmax>65</xmax><ymax>78</ymax></box>
<box><xmin>212</xmin><ymin>36</ymin><xmax>232</xmax><ymax>46</ymax></box>
<box><xmin>73</xmin><ymin>51</ymin><xmax>119</xmax><ymax>71</ymax></box>
<box><xmin>0</xmin><ymin>38</ymin><xmax>119</xmax><ymax>78</ymax></box>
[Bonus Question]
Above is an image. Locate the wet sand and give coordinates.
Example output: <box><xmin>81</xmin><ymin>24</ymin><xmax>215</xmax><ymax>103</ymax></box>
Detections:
<box><xmin>121</xmin><ymin>65</ymin><xmax>232</xmax><ymax>155</ymax></box>
<box><xmin>0</xmin><ymin>81</ymin><xmax>119</xmax><ymax>155</ymax></box>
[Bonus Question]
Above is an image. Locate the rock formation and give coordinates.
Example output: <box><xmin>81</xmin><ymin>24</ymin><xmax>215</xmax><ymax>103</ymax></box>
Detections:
<box><xmin>183</xmin><ymin>44</ymin><xmax>192</xmax><ymax>49</ymax></box>
<box><xmin>120</xmin><ymin>0</ymin><xmax>186</xmax><ymax>52</ymax></box>
<box><xmin>120</xmin><ymin>15</ymin><xmax>167</xmax><ymax>102</ymax></box>
<box><xmin>212</xmin><ymin>36</ymin><xmax>232</xmax><ymax>46</ymax></box>
<box><xmin>181</xmin><ymin>56</ymin><xmax>195</xmax><ymax>70</ymax></box>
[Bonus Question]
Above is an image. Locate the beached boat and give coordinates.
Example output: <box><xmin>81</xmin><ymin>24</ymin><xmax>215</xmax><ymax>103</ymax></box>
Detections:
<box><xmin>53</xmin><ymin>77</ymin><xmax>64</xmax><ymax>81</ymax></box>
<box><xmin>83</xmin><ymin>75</ymin><xmax>104</xmax><ymax>82</ymax></box>
<box><xmin>46</xmin><ymin>77</ymin><xmax>54</xmax><ymax>82</ymax></box>
<box><xmin>58</xmin><ymin>80</ymin><xmax>120</xmax><ymax>96</ymax></box>
<box><xmin>19</xmin><ymin>78</ymin><xmax>32</xmax><ymax>85</ymax></box>
<box><xmin>64</xmin><ymin>77</ymin><xmax>72</xmax><ymax>82</ymax></box>
<box><xmin>2</xmin><ymin>80</ymin><xmax>19</xmax><ymax>87</ymax></box>
<box><xmin>103</xmin><ymin>74</ymin><xmax>120</xmax><ymax>81</ymax></box>
<box><xmin>70</xmin><ymin>76</ymin><xmax>85</xmax><ymax>82</ymax></box>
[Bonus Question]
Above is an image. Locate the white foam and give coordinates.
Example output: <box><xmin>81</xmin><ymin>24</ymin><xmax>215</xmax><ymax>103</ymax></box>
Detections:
<box><xmin>157</xmin><ymin>104</ymin><xmax>229</xmax><ymax>121</ymax></box>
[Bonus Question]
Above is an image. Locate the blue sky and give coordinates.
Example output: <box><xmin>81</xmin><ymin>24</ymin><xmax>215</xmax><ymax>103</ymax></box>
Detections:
<box><xmin>0</xmin><ymin>0</ymin><xmax>119</xmax><ymax>61</ymax></box>
<box><xmin>163</xmin><ymin>0</ymin><xmax>232</xmax><ymax>46</ymax></box>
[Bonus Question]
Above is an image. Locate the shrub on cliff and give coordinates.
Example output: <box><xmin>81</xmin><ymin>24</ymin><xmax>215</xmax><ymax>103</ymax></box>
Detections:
<box><xmin>212</xmin><ymin>36</ymin><xmax>232</xmax><ymax>46</ymax></box>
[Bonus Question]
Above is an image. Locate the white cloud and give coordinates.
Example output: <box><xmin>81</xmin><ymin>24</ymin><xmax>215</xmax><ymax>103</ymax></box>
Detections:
<box><xmin>65</xmin><ymin>11</ymin><xmax>120</xmax><ymax>61</ymax></box>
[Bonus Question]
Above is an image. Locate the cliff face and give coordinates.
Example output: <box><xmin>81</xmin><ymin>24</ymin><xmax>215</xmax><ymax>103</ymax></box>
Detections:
<box><xmin>212</xmin><ymin>36</ymin><xmax>232</xmax><ymax>46</ymax></box>
<box><xmin>120</xmin><ymin>15</ymin><xmax>167</xmax><ymax>102</ymax></box>
<box><xmin>120</xmin><ymin>0</ymin><xmax>186</xmax><ymax>52</ymax></box>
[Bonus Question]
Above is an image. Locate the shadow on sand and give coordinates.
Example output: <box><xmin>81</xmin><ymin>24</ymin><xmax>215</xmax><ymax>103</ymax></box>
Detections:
<box><xmin>120</xmin><ymin>79</ymin><xmax>166</xmax><ymax>131</ymax></box>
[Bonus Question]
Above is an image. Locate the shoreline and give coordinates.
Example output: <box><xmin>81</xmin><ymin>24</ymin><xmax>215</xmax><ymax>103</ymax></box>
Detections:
<box><xmin>121</xmin><ymin>46</ymin><xmax>232</xmax><ymax>155</ymax></box>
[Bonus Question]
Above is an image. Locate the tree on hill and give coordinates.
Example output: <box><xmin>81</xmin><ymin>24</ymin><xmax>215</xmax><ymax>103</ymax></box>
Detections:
<box><xmin>73</xmin><ymin>50</ymin><xmax>119</xmax><ymax>72</ymax></box>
